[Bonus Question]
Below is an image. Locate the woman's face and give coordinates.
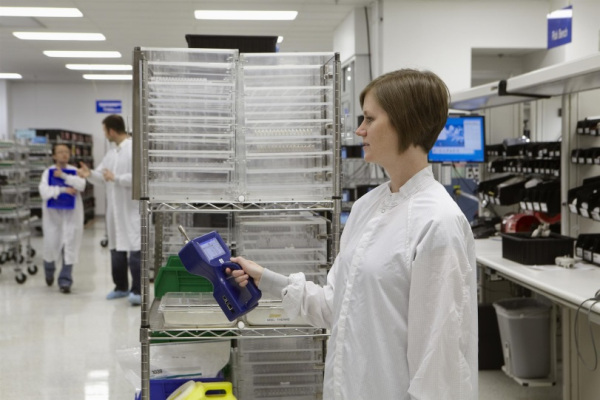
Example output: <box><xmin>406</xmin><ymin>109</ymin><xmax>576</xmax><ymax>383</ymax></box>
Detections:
<box><xmin>355</xmin><ymin>90</ymin><xmax>400</xmax><ymax>166</ymax></box>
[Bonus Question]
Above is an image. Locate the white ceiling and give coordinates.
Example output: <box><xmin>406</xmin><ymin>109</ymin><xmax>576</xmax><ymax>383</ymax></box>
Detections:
<box><xmin>0</xmin><ymin>0</ymin><xmax>374</xmax><ymax>82</ymax></box>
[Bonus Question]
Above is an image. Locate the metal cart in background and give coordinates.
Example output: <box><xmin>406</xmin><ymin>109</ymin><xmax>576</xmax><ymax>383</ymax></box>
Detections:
<box><xmin>0</xmin><ymin>140</ymin><xmax>38</xmax><ymax>283</ymax></box>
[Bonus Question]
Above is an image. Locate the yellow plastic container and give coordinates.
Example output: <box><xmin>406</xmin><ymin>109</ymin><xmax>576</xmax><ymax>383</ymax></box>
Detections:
<box><xmin>167</xmin><ymin>381</ymin><xmax>236</xmax><ymax>400</ymax></box>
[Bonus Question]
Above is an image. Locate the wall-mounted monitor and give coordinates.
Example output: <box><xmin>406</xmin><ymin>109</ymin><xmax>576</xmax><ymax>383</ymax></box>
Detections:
<box><xmin>428</xmin><ymin>115</ymin><xmax>486</xmax><ymax>163</ymax></box>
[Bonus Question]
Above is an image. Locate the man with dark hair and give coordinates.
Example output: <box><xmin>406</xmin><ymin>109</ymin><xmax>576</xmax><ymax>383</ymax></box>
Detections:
<box><xmin>78</xmin><ymin>114</ymin><xmax>141</xmax><ymax>305</ymax></box>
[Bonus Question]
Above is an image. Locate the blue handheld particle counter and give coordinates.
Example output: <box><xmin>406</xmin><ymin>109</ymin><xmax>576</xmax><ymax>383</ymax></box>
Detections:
<box><xmin>177</xmin><ymin>228</ymin><xmax>261</xmax><ymax>321</ymax></box>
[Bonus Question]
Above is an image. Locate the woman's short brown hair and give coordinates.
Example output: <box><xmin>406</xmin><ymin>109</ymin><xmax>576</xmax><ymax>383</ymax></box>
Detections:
<box><xmin>359</xmin><ymin>69</ymin><xmax>449</xmax><ymax>153</ymax></box>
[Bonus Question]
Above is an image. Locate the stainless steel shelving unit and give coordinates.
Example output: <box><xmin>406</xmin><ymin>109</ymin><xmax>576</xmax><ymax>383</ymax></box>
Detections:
<box><xmin>0</xmin><ymin>140</ymin><xmax>38</xmax><ymax>283</ymax></box>
<box><xmin>134</xmin><ymin>47</ymin><xmax>341</xmax><ymax>400</ymax></box>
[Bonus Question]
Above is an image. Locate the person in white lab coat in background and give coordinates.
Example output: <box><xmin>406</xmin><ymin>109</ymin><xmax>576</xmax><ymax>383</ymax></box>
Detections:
<box><xmin>229</xmin><ymin>69</ymin><xmax>478</xmax><ymax>399</ymax></box>
<box><xmin>78</xmin><ymin>114</ymin><xmax>142</xmax><ymax>306</ymax></box>
<box><xmin>39</xmin><ymin>143</ymin><xmax>87</xmax><ymax>294</ymax></box>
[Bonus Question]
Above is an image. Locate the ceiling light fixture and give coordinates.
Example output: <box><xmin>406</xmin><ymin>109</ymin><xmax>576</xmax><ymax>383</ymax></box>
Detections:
<box><xmin>83</xmin><ymin>74</ymin><xmax>132</xmax><ymax>80</ymax></box>
<box><xmin>194</xmin><ymin>10</ymin><xmax>297</xmax><ymax>21</ymax></box>
<box><xmin>0</xmin><ymin>73</ymin><xmax>22</xmax><ymax>79</ymax></box>
<box><xmin>14</xmin><ymin>32</ymin><xmax>105</xmax><ymax>41</ymax></box>
<box><xmin>44</xmin><ymin>51</ymin><xmax>121</xmax><ymax>58</ymax></box>
<box><xmin>0</xmin><ymin>7</ymin><xmax>82</xmax><ymax>17</ymax></box>
<box><xmin>66</xmin><ymin>64</ymin><xmax>132</xmax><ymax>71</ymax></box>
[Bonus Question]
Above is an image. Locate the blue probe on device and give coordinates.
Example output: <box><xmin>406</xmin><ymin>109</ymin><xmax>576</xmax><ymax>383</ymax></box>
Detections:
<box><xmin>178</xmin><ymin>227</ymin><xmax>261</xmax><ymax>321</ymax></box>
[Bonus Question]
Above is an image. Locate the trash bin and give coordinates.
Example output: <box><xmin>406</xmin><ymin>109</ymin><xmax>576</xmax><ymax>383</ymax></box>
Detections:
<box><xmin>493</xmin><ymin>298</ymin><xmax>551</xmax><ymax>379</ymax></box>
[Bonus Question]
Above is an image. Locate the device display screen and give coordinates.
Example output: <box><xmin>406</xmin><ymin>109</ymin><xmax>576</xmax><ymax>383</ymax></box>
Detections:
<box><xmin>199</xmin><ymin>237</ymin><xmax>226</xmax><ymax>260</ymax></box>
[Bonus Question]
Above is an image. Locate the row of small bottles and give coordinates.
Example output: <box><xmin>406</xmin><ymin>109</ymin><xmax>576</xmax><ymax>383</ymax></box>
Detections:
<box><xmin>487</xmin><ymin>158</ymin><xmax>560</xmax><ymax>176</ymax></box>
<box><xmin>576</xmin><ymin>117</ymin><xmax>600</xmax><ymax>136</ymax></box>
<box><xmin>576</xmin><ymin>234</ymin><xmax>600</xmax><ymax>265</ymax></box>
<box><xmin>485</xmin><ymin>141</ymin><xmax>561</xmax><ymax>158</ymax></box>
<box><xmin>567</xmin><ymin>176</ymin><xmax>600</xmax><ymax>220</ymax></box>
<box><xmin>571</xmin><ymin>148</ymin><xmax>600</xmax><ymax>165</ymax></box>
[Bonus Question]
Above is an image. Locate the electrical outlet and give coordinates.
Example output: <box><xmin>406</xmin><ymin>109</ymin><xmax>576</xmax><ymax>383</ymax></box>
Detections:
<box><xmin>465</xmin><ymin>165</ymin><xmax>480</xmax><ymax>182</ymax></box>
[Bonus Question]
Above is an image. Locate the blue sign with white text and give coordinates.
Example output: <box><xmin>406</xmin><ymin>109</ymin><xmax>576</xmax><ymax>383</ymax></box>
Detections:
<box><xmin>547</xmin><ymin>6</ymin><xmax>572</xmax><ymax>49</ymax></box>
<box><xmin>96</xmin><ymin>100</ymin><xmax>122</xmax><ymax>113</ymax></box>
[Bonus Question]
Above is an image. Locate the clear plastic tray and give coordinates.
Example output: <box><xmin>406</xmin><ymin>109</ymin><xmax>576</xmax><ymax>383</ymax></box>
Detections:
<box><xmin>158</xmin><ymin>292</ymin><xmax>236</xmax><ymax>327</ymax></box>
<box><xmin>236</xmin><ymin>383</ymin><xmax>321</xmax><ymax>399</ymax></box>
<box><xmin>240</xmin><ymin>361</ymin><xmax>321</xmax><ymax>376</ymax></box>
<box><xmin>243</xmin><ymin>300</ymin><xmax>308</xmax><ymax>326</ymax></box>
<box><xmin>238</xmin><ymin>333</ymin><xmax>321</xmax><ymax>351</ymax></box>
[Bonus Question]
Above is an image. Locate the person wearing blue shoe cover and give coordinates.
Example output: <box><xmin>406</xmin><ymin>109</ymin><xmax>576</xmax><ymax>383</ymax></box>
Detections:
<box><xmin>78</xmin><ymin>114</ymin><xmax>141</xmax><ymax>306</ymax></box>
<box><xmin>39</xmin><ymin>143</ymin><xmax>87</xmax><ymax>294</ymax></box>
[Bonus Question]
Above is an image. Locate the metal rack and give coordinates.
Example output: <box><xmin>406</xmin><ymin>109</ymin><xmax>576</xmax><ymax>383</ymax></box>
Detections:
<box><xmin>0</xmin><ymin>140</ymin><xmax>38</xmax><ymax>283</ymax></box>
<box><xmin>134</xmin><ymin>48</ymin><xmax>341</xmax><ymax>400</ymax></box>
<box><xmin>27</xmin><ymin>142</ymin><xmax>52</xmax><ymax>230</ymax></box>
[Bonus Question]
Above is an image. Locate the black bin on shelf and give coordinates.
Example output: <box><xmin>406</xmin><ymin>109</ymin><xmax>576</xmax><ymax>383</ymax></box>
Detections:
<box><xmin>501</xmin><ymin>233</ymin><xmax>575</xmax><ymax>265</ymax></box>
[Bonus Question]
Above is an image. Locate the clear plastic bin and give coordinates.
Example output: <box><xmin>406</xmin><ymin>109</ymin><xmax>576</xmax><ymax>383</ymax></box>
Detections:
<box><xmin>243</xmin><ymin>300</ymin><xmax>308</xmax><ymax>326</ymax></box>
<box><xmin>493</xmin><ymin>298</ymin><xmax>551</xmax><ymax>379</ymax></box>
<box><xmin>159</xmin><ymin>292</ymin><xmax>235</xmax><ymax>327</ymax></box>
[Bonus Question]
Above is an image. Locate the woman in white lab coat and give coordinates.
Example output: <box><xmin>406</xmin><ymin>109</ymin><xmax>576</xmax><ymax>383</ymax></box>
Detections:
<box><xmin>39</xmin><ymin>143</ymin><xmax>87</xmax><ymax>293</ymax></box>
<box><xmin>78</xmin><ymin>114</ymin><xmax>141</xmax><ymax>305</ymax></box>
<box><xmin>229</xmin><ymin>69</ymin><xmax>478</xmax><ymax>399</ymax></box>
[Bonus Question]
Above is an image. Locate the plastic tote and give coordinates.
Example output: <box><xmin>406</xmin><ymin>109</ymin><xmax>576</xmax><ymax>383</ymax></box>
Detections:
<box><xmin>493</xmin><ymin>298</ymin><xmax>551</xmax><ymax>379</ymax></box>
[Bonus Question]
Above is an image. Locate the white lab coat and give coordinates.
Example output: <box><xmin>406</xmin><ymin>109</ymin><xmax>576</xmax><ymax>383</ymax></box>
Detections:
<box><xmin>39</xmin><ymin>164</ymin><xmax>86</xmax><ymax>264</ymax></box>
<box><xmin>87</xmin><ymin>138</ymin><xmax>140</xmax><ymax>251</ymax></box>
<box><xmin>260</xmin><ymin>166</ymin><xmax>478</xmax><ymax>400</ymax></box>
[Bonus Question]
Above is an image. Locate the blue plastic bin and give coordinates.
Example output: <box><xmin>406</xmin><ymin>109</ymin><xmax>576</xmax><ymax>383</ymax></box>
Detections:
<box><xmin>135</xmin><ymin>377</ymin><xmax>224</xmax><ymax>400</ymax></box>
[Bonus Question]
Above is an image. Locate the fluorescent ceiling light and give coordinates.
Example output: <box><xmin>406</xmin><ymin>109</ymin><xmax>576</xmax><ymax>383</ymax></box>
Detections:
<box><xmin>14</xmin><ymin>32</ymin><xmax>105</xmax><ymax>41</ymax></box>
<box><xmin>44</xmin><ymin>51</ymin><xmax>121</xmax><ymax>58</ymax></box>
<box><xmin>0</xmin><ymin>73</ymin><xmax>22</xmax><ymax>79</ymax></box>
<box><xmin>195</xmin><ymin>10</ymin><xmax>297</xmax><ymax>21</ymax></box>
<box><xmin>83</xmin><ymin>74</ymin><xmax>132</xmax><ymax>80</ymax></box>
<box><xmin>67</xmin><ymin>64</ymin><xmax>132</xmax><ymax>71</ymax></box>
<box><xmin>0</xmin><ymin>7</ymin><xmax>82</xmax><ymax>17</ymax></box>
<box><xmin>277</xmin><ymin>36</ymin><xmax>284</xmax><ymax>44</ymax></box>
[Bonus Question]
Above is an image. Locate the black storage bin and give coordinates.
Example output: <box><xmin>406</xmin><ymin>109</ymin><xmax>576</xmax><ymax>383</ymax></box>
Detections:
<box><xmin>478</xmin><ymin>304</ymin><xmax>504</xmax><ymax>370</ymax></box>
<box><xmin>501</xmin><ymin>232</ymin><xmax>575</xmax><ymax>265</ymax></box>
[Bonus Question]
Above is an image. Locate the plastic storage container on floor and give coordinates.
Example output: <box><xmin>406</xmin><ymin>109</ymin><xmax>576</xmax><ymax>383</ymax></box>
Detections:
<box><xmin>493</xmin><ymin>298</ymin><xmax>551</xmax><ymax>379</ymax></box>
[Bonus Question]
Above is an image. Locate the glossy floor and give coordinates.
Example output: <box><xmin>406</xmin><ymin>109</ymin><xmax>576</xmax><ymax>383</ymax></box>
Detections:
<box><xmin>0</xmin><ymin>219</ymin><xmax>562</xmax><ymax>399</ymax></box>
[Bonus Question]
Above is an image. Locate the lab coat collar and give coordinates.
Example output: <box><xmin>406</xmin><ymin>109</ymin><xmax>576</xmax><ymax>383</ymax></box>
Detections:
<box><xmin>386</xmin><ymin>165</ymin><xmax>434</xmax><ymax>200</ymax></box>
<box><xmin>115</xmin><ymin>137</ymin><xmax>131</xmax><ymax>152</ymax></box>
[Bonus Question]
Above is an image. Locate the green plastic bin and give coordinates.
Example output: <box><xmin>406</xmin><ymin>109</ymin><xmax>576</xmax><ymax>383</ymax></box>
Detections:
<box><xmin>154</xmin><ymin>256</ymin><xmax>213</xmax><ymax>298</ymax></box>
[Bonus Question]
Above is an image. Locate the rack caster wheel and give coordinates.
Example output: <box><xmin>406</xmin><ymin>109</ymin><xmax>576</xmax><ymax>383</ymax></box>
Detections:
<box><xmin>17</xmin><ymin>254</ymin><xmax>25</xmax><ymax>264</ymax></box>
<box><xmin>27</xmin><ymin>265</ymin><xmax>38</xmax><ymax>275</ymax></box>
<box><xmin>0</xmin><ymin>253</ymin><xmax>6</xmax><ymax>265</ymax></box>
<box><xmin>28</xmin><ymin>248</ymin><xmax>36</xmax><ymax>258</ymax></box>
<box><xmin>100</xmin><ymin>238</ymin><xmax>108</xmax><ymax>247</ymax></box>
<box><xmin>15</xmin><ymin>273</ymin><xmax>26</xmax><ymax>284</ymax></box>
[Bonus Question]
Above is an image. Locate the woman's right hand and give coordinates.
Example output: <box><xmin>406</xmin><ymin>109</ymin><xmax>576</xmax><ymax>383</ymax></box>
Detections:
<box><xmin>227</xmin><ymin>256</ymin><xmax>264</xmax><ymax>287</ymax></box>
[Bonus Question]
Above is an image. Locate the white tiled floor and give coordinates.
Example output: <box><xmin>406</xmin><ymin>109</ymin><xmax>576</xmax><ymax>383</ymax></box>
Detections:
<box><xmin>0</xmin><ymin>218</ymin><xmax>564</xmax><ymax>399</ymax></box>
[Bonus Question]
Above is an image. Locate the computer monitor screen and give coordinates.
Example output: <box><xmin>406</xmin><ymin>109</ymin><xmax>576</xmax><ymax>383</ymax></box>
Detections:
<box><xmin>428</xmin><ymin>115</ymin><xmax>486</xmax><ymax>163</ymax></box>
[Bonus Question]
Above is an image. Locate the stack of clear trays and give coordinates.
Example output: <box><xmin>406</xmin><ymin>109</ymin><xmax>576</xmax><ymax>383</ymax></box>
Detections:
<box><xmin>158</xmin><ymin>292</ymin><xmax>236</xmax><ymax>327</ymax></box>
<box><xmin>236</xmin><ymin>213</ymin><xmax>328</xmax><ymax>304</ymax></box>
<box><xmin>142</xmin><ymin>48</ymin><xmax>237</xmax><ymax>202</ymax></box>
<box><xmin>241</xmin><ymin>53</ymin><xmax>336</xmax><ymax>203</ymax></box>
<box><xmin>149</xmin><ymin>211</ymin><xmax>231</xmax><ymax>267</ymax></box>
<box><xmin>235</xmin><ymin>332</ymin><xmax>324</xmax><ymax>399</ymax></box>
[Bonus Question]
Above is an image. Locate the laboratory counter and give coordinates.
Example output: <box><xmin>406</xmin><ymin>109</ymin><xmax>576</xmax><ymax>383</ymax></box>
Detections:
<box><xmin>475</xmin><ymin>237</ymin><xmax>600</xmax><ymax>318</ymax></box>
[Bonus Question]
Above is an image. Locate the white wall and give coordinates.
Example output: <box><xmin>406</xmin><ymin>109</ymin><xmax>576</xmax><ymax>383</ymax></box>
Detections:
<box><xmin>380</xmin><ymin>1</ymin><xmax>549</xmax><ymax>93</ymax></box>
<box><xmin>9</xmin><ymin>81</ymin><xmax>133</xmax><ymax>216</ymax></box>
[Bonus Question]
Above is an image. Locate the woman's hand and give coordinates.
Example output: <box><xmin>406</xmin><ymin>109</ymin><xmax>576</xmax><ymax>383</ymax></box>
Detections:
<box><xmin>227</xmin><ymin>256</ymin><xmax>264</xmax><ymax>287</ymax></box>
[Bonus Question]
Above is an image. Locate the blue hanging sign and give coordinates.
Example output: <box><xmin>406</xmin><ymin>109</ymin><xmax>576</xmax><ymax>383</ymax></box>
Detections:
<box><xmin>547</xmin><ymin>6</ymin><xmax>572</xmax><ymax>49</ymax></box>
<box><xmin>96</xmin><ymin>100</ymin><xmax>122</xmax><ymax>113</ymax></box>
